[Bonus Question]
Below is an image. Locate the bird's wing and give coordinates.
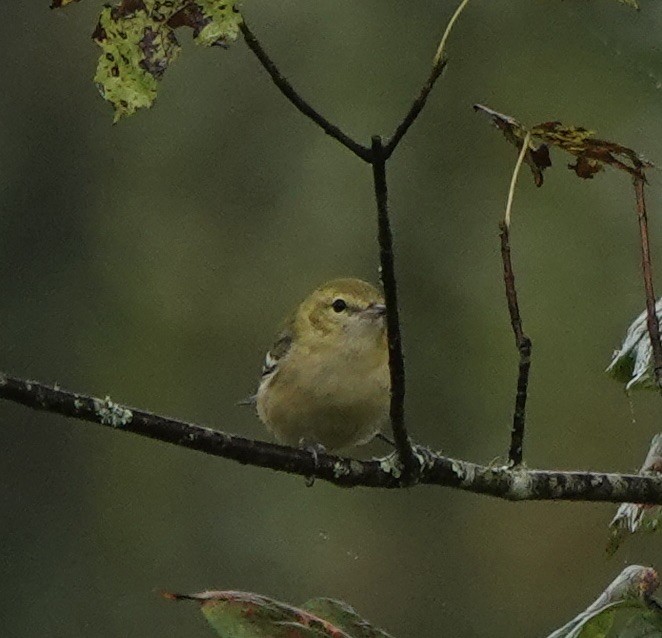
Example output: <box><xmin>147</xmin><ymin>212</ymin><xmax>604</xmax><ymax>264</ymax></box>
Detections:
<box><xmin>237</xmin><ymin>324</ymin><xmax>294</xmax><ymax>407</ymax></box>
<box><xmin>261</xmin><ymin>328</ymin><xmax>293</xmax><ymax>379</ymax></box>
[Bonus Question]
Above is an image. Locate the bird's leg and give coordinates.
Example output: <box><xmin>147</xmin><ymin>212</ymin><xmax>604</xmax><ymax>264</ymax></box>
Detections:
<box><xmin>299</xmin><ymin>439</ymin><xmax>327</xmax><ymax>487</ymax></box>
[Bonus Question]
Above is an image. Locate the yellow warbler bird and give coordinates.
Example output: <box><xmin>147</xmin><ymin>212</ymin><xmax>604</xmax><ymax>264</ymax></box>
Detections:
<box><xmin>248</xmin><ymin>278</ymin><xmax>390</xmax><ymax>451</ymax></box>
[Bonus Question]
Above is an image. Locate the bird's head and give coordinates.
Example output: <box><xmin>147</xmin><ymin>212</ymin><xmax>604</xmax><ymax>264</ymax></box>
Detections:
<box><xmin>295</xmin><ymin>278</ymin><xmax>386</xmax><ymax>346</ymax></box>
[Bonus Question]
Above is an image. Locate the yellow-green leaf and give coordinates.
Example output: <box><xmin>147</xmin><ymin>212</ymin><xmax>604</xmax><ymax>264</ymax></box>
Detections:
<box><xmin>164</xmin><ymin>590</ymin><xmax>358</xmax><ymax>638</ymax></box>
<box><xmin>93</xmin><ymin>3</ymin><xmax>181</xmax><ymax>122</ymax></box>
<box><xmin>302</xmin><ymin>598</ymin><xmax>396</xmax><ymax>638</ymax></box>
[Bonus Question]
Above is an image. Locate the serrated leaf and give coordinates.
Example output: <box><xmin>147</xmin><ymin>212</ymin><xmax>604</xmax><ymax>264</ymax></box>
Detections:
<box><xmin>79</xmin><ymin>1</ymin><xmax>243</xmax><ymax>121</ymax></box>
<box><xmin>474</xmin><ymin>106</ymin><xmax>652</xmax><ymax>186</ymax></box>
<box><xmin>164</xmin><ymin>590</ymin><xmax>360</xmax><ymax>638</ymax></box>
<box><xmin>607</xmin><ymin>300</ymin><xmax>662</xmax><ymax>391</ymax></box>
<box><xmin>167</xmin><ymin>1</ymin><xmax>242</xmax><ymax>47</ymax></box>
<box><xmin>530</xmin><ymin>121</ymin><xmax>651</xmax><ymax>179</ymax></box>
<box><xmin>302</xmin><ymin>598</ymin><xmax>396</xmax><ymax>638</ymax></box>
<box><xmin>93</xmin><ymin>3</ymin><xmax>182</xmax><ymax>122</ymax></box>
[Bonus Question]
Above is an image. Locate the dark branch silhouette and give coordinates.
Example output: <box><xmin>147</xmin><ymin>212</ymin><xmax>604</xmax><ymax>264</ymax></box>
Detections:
<box><xmin>370</xmin><ymin>136</ymin><xmax>417</xmax><ymax>482</ymax></box>
<box><xmin>383</xmin><ymin>59</ymin><xmax>447</xmax><ymax>159</ymax></box>
<box><xmin>500</xmin><ymin>223</ymin><xmax>531</xmax><ymax>468</ymax></box>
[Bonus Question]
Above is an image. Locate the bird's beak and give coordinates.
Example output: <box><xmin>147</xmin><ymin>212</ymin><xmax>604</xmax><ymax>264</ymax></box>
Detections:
<box><xmin>363</xmin><ymin>303</ymin><xmax>387</xmax><ymax>318</ymax></box>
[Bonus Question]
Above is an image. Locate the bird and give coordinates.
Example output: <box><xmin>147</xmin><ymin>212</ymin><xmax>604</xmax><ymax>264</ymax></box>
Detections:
<box><xmin>245</xmin><ymin>278</ymin><xmax>390</xmax><ymax>451</ymax></box>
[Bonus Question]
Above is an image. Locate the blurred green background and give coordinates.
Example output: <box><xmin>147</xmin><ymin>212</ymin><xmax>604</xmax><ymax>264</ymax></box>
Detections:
<box><xmin>1</xmin><ymin>1</ymin><xmax>662</xmax><ymax>636</ymax></box>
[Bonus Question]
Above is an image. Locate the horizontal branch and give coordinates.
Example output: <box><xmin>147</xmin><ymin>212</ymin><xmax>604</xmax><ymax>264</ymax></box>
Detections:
<box><xmin>2</xmin><ymin>372</ymin><xmax>662</xmax><ymax>503</ymax></box>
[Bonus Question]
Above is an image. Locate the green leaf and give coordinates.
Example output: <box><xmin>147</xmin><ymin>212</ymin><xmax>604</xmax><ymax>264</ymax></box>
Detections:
<box><xmin>93</xmin><ymin>3</ymin><xmax>182</xmax><ymax>123</ymax></box>
<box><xmin>164</xmin><ymin>590</ymin><xmax>359</xmax><ymax>638</ymax></box>
<box><xmin>619</xmin><ymin>609</ymin><xmax>662</xmax><ymax>637</ymax></box>
<box><xmin>547</xmin><ymin>567</ymin><xmax>661</xmax><ymax>638</ymax></box>
<box><xmin>193</xmin><ymin>0</ymin><xmax>242</xmax><ymax>47</ymax></box>
<box><xmin>549</xmin><ymin>605</ymin><xmax>618</xmax><ymax>638</ymax></box>
<box><xmin>302</xmin><ymin>598</ymin><xmax>396</xmax><ymax>638</ymax></box>
<box><xmin>74</xmin><ymin>1</ymin><xmax>243</xmax><ymax>121</ymax></box>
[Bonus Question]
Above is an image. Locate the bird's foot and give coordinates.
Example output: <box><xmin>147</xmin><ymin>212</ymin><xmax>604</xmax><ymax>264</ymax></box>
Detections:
<box><xmin>299</xmin><ymin>439</ymin><xmax>326</xmax><ymax>487</ymax></box>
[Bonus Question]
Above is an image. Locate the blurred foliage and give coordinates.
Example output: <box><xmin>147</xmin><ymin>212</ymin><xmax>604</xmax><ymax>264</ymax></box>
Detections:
<box><xmin>166</xmin><ymin>590</ymin><xmax>394</xmax><ymax>637</ymax></box>
<box><xmin>475</xmin><ymin>104</ymin><xmax>652</xmax><ymax>183</ymax></box>
<box><xmin>2</xmin><ymin>1</ymin><xmax>662</xmax><ymax>637</ymax></box>
<box><xmin>608</xmin><ymin>435</ymin><xmax>662</xmax><ymax>556</ymax></box>
<box><xmin>546</xmin><ymin>566</ymin><xmax>661</xmax><ymax>638</ymax></box>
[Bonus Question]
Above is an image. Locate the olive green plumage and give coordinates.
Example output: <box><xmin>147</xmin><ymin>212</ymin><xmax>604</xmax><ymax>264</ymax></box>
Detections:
<box><xmin>253</xmin><ymin>278</ymin><xmax>389</xmax><ymax>450</ymax></box>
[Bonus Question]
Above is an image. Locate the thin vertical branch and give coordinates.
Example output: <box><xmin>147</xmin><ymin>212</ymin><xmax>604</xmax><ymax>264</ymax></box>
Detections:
<box><xmin>371</xmin><ymin>135</ymin><xmax>417</xmax><ymax>483</ymax></box>
<box><xmin>633</xmin><ymin>174</ymin><xmax>662</xmax><ymax>390</ymax></box>
<box><xmin>501</xmin><ymin>134</ymin><xmax>532</xmax><ymax>467</ymax></box>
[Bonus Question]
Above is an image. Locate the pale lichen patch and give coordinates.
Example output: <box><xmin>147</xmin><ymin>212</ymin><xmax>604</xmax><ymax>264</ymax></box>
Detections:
<box><xmin>379</xmin><ymin>453</ymin><xmax>403</xmax><ymax>479</ymax></box>
<box><xmin>508</xmin><ymin>470</ymin><xmax>534</xmax><ymax>500</ymax></box>
<box><xmin>94</xmin><ymin>396</ymin><xmax>133</xmax><ymax>427</ymax></box>
<box><xmin>333</xmin><ymin>461</ymin><xmax>351</xmax><ymax>478</ymax></box>
<box><xmin>0</xmin><ymin>372</ymin><xmax>7</xmax><ymax>386</ymax></box>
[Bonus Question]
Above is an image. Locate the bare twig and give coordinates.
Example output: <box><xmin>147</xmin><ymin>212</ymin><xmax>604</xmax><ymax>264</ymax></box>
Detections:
<box><xmin>4</xmin><ymin>372</ymin><xmax>662</xmax><ymax>502</ymax></box>
<box><xmin>239</xmin><ymin>20</ymin><xmax>371</xmax><ymax>163</ymax></box>
<box><xmin>633</xmin><ymin>173</ymin><xmax>662</xmax><ymax>389</ymax></box>
<box><xmin>383</xmin><ymin>59</ymin><xmax>447</xmax><ymax>159</ymax></box>
<box><xmin>371</xmin><ymin>136</ymin><xmax>417</xmax><ymax>483</ymax></box>
<box><xmin>384</xmin><ymin>0</ymin><xmax>470</xmax><ymax>158</ymax></box>
<box><xmin>501</xmin><ymin>132</ymin><xmax>532</xmax><ymax>467</ymax></box>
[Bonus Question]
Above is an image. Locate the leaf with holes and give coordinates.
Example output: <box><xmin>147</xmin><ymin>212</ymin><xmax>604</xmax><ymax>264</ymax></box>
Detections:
<box><xmin>474</xmin><ymin>105</ymin><xmax>652</xmax><ymax>186</ymax></box>
<box><xmin>530</xmin><ymin>121</ymin><xmax>651</xmax><ymax>179</ymax></box>
<box><xmin>55</xmin><ymin>1</ymin><xmax>243</xmax><ymax>121</ymax></box>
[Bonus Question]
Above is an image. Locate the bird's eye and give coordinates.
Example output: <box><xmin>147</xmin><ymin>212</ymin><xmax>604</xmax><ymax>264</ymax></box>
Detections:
<box><xmin>331</xmin><ymin>298</ymin><xmax>347</xmax><ymax>313</ymax></box>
